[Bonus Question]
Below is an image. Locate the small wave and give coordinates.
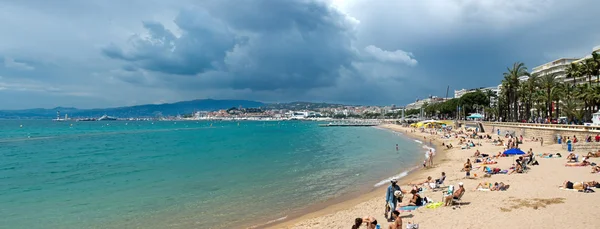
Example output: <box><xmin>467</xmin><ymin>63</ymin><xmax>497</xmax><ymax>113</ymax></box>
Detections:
<box><xmin>422</xmin><ymin>145</ymin><xmax>436</xmax><ymax>156</ymax></box>
<box><xmin>414</xmin><ymin>140</ymin><xmax>423</xmax><ymax>144</ymax></box>
<box><xmin>374</xmin><ymin>171</ymin><xmax>409</xmax><ymax>187</ymax></box>
<box><xmin>247</xmin><ymin>216</ymin><xmax>288</xmax><ymax>229</ymax></box>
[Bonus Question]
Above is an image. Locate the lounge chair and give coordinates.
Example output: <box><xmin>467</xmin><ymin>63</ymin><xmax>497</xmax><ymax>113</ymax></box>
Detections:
<box><xmin>432</xmin><ymin>176</ymin><xmax>446</xmax><ymax>191</ymax></box>
<box><xmin>451</xmin><ymin>190</ymin><xmax>465</xmax><ymax>208</ymax></box>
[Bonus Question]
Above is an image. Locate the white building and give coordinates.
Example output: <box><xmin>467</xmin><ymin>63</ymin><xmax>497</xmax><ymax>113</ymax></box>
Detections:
<box><xmin>531</xmin><ymin>58</ymin><xmax>578</xmax><ymax>82</ymax></box>
<box><xmin>405</xmin><ymin>96</ymin><xmax>445</xmax><ymax>110</ymax></box>
<box><xmin>531</xmin><ymin>45</ymin><xmax>600</xmax><ymax>84</ymax></box>
<box><xmin>454</xmin><ymin>86</ymin><xmax>501</xmax><ymax>107</ymax></box>
<box><xmin>568</xmin><ymin>45</ymin><xmax>600</xmax><ymax>84</ymax></box>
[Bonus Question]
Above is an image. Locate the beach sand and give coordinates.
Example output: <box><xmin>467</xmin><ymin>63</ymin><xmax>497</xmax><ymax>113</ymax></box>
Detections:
<box><xmin>267</xmin><ymin>124</ymin><xmax>600</xmax><ymax>229</ymax></box>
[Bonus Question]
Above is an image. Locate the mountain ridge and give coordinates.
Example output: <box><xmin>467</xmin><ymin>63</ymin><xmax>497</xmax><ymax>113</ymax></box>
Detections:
<box><xmin>0</xmin><ymin>99</ymin><xmax>354</xmax><ymax>119</ymax></box>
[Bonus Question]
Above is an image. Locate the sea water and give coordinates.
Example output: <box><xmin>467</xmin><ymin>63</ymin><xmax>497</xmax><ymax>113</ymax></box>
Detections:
<box><xmin>0</xmin><ymin>120</ymin><xmax>424</xmax><ymax>229</ymax></box>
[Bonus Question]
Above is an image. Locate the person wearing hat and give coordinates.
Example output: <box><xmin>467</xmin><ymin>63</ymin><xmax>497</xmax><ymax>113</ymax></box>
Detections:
<box><xmin>385</xmin><ymin>178</ymin><xmax>403</xmax><ymax>221</ymax></box>
<box><xmin>444</xmin><ymin>182</ymin><xmax>465</xmax><ymax>206</ymax></box>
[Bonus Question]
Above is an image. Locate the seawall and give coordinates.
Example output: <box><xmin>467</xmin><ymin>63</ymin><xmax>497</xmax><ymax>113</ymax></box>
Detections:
<box><xmin>463</xmin><ymin>121</ymin><xmax>600</xmax><ymax>146</ymax></box>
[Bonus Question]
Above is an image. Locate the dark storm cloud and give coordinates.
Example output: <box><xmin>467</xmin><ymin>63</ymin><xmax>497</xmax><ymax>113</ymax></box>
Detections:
<box><xmin>4</xmin><ymin>0</ymin><xmax>598</xmax><ymax>109</ymax></box>
<box><xmin>103</xmin><ymin>0</ymin><xmax>361</xmax><ymax>91</ymax></box>
<box><xmin>102</xmin><ymin>11</ymin><xmax>236</xmax><ymax>75</ymax></box>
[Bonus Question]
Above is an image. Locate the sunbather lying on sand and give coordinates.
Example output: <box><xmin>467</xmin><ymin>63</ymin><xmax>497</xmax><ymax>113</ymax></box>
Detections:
<box><xmin>474</xmin><ymin>182</ymin><xmax>509</xmax><ymax>191</ymax></box>
<box><xmin>587</xmin><ymin>151</ymin><xmax>600</xmax><ymax>158</ymax></box>
<box><xmin>493</xmin><ymin>151</ymin><xmax>505</xmax><ymax>158</ymax></box>
<box><xmin>591</xmin><ymin>166</ymin><xmax>600</xmax><ymax>173</ymax></box>
<box><xmin>561</xmin><ymin>181</ymin><xmax>598</xmax><ymax>190</ymax></box>
<box><xmin>482</xmin><ymin>166</ymin><xmax>507</xmax><ymax>174</ymax></box>
<box><xmin>565</xmin><ymin>157</ymin><xmax>591</xmax><ymax>167</ymax></box>
<box><xmin>540</xmin><ymin>153</ymin><xmax>562</xmax><ymax>158</ymax></box>
<box><xmin>482</xmin><ymin>158</ymin><xmax>497</xmax><ymax>164</ymax></box>
<box><xmin>409</xmin><ymin>176</ymin><xmax>434</xmax><ymax>185</ymax></box>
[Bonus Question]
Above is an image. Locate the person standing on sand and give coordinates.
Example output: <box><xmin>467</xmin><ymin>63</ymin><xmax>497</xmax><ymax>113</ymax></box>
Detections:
<box><xmin>463</xmin><ymin>159</ymin><xmax>472</xmax><ymax>177</ymax></box>
<box><xmin>385</xmin><ymin>179</ymin><xmax>402</xmax><ymax>221</ymax></box>
<box><xmin>540</xmin><ymin>137</ymin><xmax>543</xmax><ymax>146</ymax></box>
<box><xmin>427</xmin><ymin>149</ymin><xmax>434</xmax><ymax>167</ymax></box>
<box><xmin>388</xmin><ymin>210</ymin><xmax>402</xmax><ymax>229</ymax></box>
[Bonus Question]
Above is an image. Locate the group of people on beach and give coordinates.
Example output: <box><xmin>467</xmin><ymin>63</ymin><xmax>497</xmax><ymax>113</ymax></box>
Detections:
<box><xmin>351</xmin><ymin>124</ymin><xmax>599</xmax><ymax>229</ymax></box>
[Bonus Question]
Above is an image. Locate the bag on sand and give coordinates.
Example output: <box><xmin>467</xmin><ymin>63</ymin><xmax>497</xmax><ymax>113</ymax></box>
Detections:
<box><xmin>406</xmin><ymin>223</ymin><xmax>419</xmax><ymax>229</ymax></box>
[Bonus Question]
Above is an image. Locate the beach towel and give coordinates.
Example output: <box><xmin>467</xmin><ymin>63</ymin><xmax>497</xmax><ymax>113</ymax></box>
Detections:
<box><xmin>559</xmin><ymin>187</ymin><xmax>580</xmax><ymax>192</ymax></box>
<box><xmin>425</xmin><ymin>202</ymin><xmax>443</xmax><ymax>209</ymax></box>
<box><xmin>397</xmin><ymin>205</ymin><xmax>421</xmax><ymax>212</ymax></box>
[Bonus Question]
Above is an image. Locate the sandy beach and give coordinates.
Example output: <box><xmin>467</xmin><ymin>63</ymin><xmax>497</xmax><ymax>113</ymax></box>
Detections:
<box><xmin>268</xmin><ymin>123</ymin><xmax>600</xmax><ymax>229</ymax></box>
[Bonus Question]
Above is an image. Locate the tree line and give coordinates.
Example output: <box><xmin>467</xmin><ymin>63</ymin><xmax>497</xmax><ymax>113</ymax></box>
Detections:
<box><xmin>422</xmin><ymin>51</ymin><xmax>600</xmax><ymax>124</ymax></box>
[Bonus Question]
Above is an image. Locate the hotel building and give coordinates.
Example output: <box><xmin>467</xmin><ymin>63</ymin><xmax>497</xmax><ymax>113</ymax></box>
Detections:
<box><xmin>531</xmin><ymin>45</ymin><xmax>600</xmax><ymax>84</ymax></box>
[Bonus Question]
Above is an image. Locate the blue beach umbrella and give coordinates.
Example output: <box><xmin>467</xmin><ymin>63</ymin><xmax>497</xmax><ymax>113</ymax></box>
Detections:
<box><xmin>503</xmin><ymin>148</ymin><xmax>525</xmax><ymax>155</ymax></box>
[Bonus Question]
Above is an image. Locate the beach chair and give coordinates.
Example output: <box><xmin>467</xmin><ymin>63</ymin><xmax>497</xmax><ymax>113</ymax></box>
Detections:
<box><xmin>451</xmin><ymin>191</ymin><xmax>465</xmax><ymax>208</ymax></box>
<box><xmin>432</xmin><ymin>176</ymin><xmax>446</xmax><ymax>191</ymax></box>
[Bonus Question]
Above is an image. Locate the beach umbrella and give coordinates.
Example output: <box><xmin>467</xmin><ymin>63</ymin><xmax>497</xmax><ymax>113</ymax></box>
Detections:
<box><xmin>503</xmin><ymin>148</ymin><xmax>525</xmax><ymax>155</ymax></box>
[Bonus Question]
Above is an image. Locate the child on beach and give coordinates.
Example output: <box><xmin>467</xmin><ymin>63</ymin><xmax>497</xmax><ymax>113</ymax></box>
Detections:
<box><xmin>463</xmin><ymin>159</ymin><xmax>472</xmax><ymax>177</ymax></box>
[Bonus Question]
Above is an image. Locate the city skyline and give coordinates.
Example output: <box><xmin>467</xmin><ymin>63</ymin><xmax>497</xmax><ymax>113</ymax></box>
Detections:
<box><xmin>1</xmin><ymin>0</ymin><xmax>600</xmax><ymax>109</ymax></box>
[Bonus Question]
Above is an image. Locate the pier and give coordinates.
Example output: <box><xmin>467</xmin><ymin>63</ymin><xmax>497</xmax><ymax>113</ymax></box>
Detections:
<box><xmin>319</xmin><ymin>120</ymin><xmax>381</xmax><ymax>127</ymax></box>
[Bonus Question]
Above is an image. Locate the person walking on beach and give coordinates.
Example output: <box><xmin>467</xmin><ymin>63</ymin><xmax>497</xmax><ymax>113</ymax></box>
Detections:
<box><xmin>385</xmin><ymin>179</ymin><xmax>402</xmax><ymax>221</ymax></box>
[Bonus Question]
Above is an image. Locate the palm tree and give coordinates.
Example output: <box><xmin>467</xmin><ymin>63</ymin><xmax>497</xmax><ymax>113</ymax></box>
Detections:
<box><xmin>539</xmin><ymin>73</ymin><xmax>558</xmax><ymax>119</ymax></box>
<box><xmin>502</xmin><ymin>62</ymin><xmax>529</xmax><ymax>121</ymax></box>
<box><xmin>575</xmin><ymin>84</ymin><xmax>595</xmax><ymax>121</ymax></box>
<box><xmin>565</xmin><ymin>62</ymin><xmax>581</xmax><ymax>87</ymax></box>
<box><xmin>553</xmin><ymin>82</ymin><xmax>566</xmax><ymax>120</ymax></box>
<box><xmin>561</xmin><ymin>99</ymin><xmax>581</xmax><ymax>124</ymax></box>
<box><xmin>581</xmin><ymin>59</ymin><xmax>598</xmax><ymax>85</ymax></box>
<box><xmin>523</xmin><ymin>75</ymin><xmax>538</xmax><ymax>121</ymax></box>
<box><xmin>592</xmin><ymin>52</ymin><xmax>600</xmax><ymax>85</ymax></box>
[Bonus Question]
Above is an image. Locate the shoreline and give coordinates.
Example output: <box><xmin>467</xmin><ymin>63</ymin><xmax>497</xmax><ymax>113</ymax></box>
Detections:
<box><xmin>264</xmin><ymin>124</ymin><xmax>448</xmax><ymax>229</ymax></box>
<box><xmin>268</xmin><ymin>123</ymin><xmax>600</xmax><ymax>229</ymax></box>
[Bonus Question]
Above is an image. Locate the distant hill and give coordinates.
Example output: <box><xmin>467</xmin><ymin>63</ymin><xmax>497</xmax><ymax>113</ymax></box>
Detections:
<box><xmin>264</xmin><ymin>101</ymin><xmax>349</xmax><ymax>110</ymax></box>
<box><xmin>0</xmin><ymin>99</ymin><xmax>265</xmax><ymax>119</ymax></box>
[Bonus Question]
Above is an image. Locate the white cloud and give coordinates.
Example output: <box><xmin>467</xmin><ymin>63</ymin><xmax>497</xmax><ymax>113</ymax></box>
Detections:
<box><xmin>4</xmin><ymin>57</ymin><xmax>35</xmax><ymax>70</ymax></box>
<box><xmin>364</xmin><ymin>45</ymin><xmax>417</xmax><ymax>66</ymax></box>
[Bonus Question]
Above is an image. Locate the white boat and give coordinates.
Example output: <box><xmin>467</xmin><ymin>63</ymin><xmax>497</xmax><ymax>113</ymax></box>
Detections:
<box><xmin>98</xmin><ymin>115</ymin><xmax>117</xmax><ymax>121</ymax></box>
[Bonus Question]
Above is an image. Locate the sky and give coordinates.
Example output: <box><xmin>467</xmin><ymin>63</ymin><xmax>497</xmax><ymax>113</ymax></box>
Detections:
<box><xmin>1</xmin><ymin>0</ymin><xmax>599</xmax><ymax>109</ymax></box>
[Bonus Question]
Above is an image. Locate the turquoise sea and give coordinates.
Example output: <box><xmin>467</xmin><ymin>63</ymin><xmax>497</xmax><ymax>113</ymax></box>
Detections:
<box><xmin>0</xmin><ymin>120</ymin><xmax>425</xmax><ymax>229</ymax></box>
